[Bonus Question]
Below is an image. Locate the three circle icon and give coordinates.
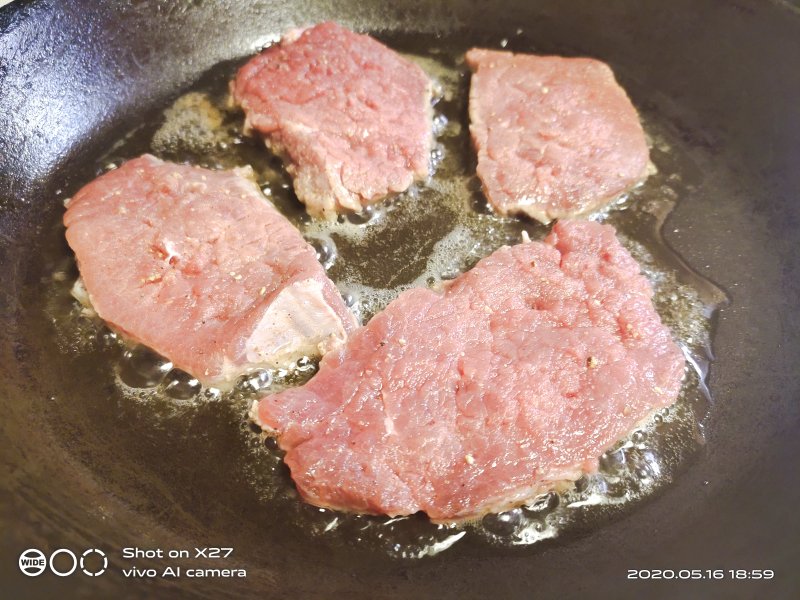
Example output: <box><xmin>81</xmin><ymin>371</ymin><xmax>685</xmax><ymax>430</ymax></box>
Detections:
<box><xmin>18</xmin><ymin>548</ymin><xmax>107</xmax><ymax>577</ymax></box>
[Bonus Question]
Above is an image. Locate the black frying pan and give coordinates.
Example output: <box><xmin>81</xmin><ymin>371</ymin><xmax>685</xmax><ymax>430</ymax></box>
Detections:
<box><xmin>1</xmin><ymin>1</ymin><xmax>799</xmax><ymax>598</ymax></box>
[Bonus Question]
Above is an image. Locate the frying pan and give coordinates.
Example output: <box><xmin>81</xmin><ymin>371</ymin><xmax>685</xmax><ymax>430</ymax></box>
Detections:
<box><xmin>1</xmin><ymin>0</ymin><xmax>799</xmax><ymax>598</ymax></box>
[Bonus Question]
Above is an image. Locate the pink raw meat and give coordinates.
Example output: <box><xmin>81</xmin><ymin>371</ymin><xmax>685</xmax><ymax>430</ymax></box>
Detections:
<box><xmin>252</xmin><ymin>220</ymin><xmax>684</xmax><ymax>521</ymax></box>
<box><xmin>64</xmin><ymin>154</ymin><xmax>356</xmax><ymax>387</ymax></box>
<box><xmin>232</xmin><ymin>22</ymin><xmax>434</xmax><ymax>220</ymax></box>
<box><xmin>467</xmin><ymin>49</ymin><xmax>650</xmax><ymax>224</ymax></box>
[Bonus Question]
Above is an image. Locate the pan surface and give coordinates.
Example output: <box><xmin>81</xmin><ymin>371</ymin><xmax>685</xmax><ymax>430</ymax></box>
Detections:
<box><xmin>1</xmin><ymin>1</ymin><xmax>799</xmax><ymax>598</ymax></box>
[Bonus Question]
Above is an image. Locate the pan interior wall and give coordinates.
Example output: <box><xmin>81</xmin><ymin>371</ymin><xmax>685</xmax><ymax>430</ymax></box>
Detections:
<box><xmin>1</xmin><ymin>1</ymin><xmax>798</xmax><ymax>599</ymax></box>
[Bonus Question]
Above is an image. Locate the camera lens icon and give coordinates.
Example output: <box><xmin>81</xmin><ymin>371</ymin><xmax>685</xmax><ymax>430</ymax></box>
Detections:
<box><xmin>18</xmin><ymin>549</ymin><xmax>47</xmax><ymax>576</ymax></box>
<box><xmin>81</xmin><ymin>548</ymin><xmax>108</xmax><ymax>576</ymax></box>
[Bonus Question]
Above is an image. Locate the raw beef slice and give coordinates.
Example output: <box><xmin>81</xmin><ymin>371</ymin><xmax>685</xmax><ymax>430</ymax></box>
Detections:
<box><xmin>232</xmin><ymin>22</ymin><xmax>433</xmax><ymax>220</ymax></box>
<box><xmin>467</xmin><ymin>49</ymin><xmax>650</xmax><ymax>224</ymax></box>
<box><xmin>64</xmin><ymin>154</ymin><xmax>356</xmax><ymax>387</ymax></box>
<box><xmin>252</xmin><ymin>220</ymin><xmax>685</xmax><ymax>521</ymax></box>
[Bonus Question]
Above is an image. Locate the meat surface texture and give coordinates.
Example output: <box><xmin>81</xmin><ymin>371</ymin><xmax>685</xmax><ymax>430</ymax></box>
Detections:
<box><xmin>253</xmin><ymin>220</ymin><xmax>684</xmax><ymax>521</ymax></box>
<box><xmin>466</xmin><ymin>49</ymin><xmax>650</xmax><ymax>224</ymax></box>
<box><xmin>232</xmin><ymin>22</ymin><xmax>433</xmax><ymax>220</ymax></box>
<box><xmin>64</xmin><ymin>154</ymin><xmax>356</xmax><ymax>387</ymax></box>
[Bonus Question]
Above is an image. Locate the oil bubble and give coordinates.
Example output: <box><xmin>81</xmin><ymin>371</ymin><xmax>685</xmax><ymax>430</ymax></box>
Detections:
<box><xmin>341</xmin><ymin>291</ymin><xmax>357</xmax><ymax>308</ymax></box>
<box><xmin>295</xmin><ymin>356</ymin><xmax>317</xmax><ymax>374</ymax></box>
<box><xmin>599</xmin><ymin>447</ymin><xmax>627</xmax><ymax>474</ymax></box>
<box><xmin>118</xmin><ymin>346</ymin><xmax>172</xmax><ymax>388</ymax></box>
<box><xmin>161</xmin><ymin>370</ymin><xmax>201</xmax><ymax>400</ymax></box>
<box><xmin>628</xmin><ymin>448</ymin><xmax>661</xmax><ymax>481</ymax></box>
<box><xmin>240</xmin><ymin>369</ymin><xmax>272</xmax><ymax>393</ymax></box>
<box><xmin>481</xmin><ymin>508</ymin><xmax>524</xmax><ymax>537</ymax></box>
<box><xmin>345</xmin><ymin>205</ymin><xmax>377</xmax><ymax>225</ymax></box>
<box><xmin>524</xmin><ymin>491</ymin><xmax>559</xmax><ymax>516</ymax></box>
<box><xmin>307</xmin><ymin>235</ymin><xmax>337</xmax><ymax>269</ymax></box>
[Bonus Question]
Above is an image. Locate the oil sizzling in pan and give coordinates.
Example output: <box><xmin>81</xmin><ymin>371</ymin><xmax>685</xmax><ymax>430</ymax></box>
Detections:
<box><xmin>41</xmin><ymin>31</ymin><xmax>725</xmax><ymax>558</ymax></box>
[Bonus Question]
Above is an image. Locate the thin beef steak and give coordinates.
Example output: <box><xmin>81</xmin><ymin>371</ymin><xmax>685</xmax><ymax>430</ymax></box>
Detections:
<box><xmin>64</xmin><ymin>154</ymin><xmax>356</xmax><ymax>387</ymax></box>
<box><xmin>252</xmin><ymin>220</ymin><xmax>684</xmax><ymax>521</ymax></box>
<box><xmin>467</xmin><ymin>49</ymin><xmax>650</xmax><ymax>224</ymax></box>
<box><xmin>232</xmin><ymin>22</ymin><xmax>434</xmax><ymax>220</ymax></box>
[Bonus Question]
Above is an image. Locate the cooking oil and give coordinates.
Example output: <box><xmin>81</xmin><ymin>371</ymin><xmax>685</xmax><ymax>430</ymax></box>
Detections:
<box><xmin>42</xmin><ymin>31</ymin><xmax>726</xmax><ymax>559</ymax></box>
